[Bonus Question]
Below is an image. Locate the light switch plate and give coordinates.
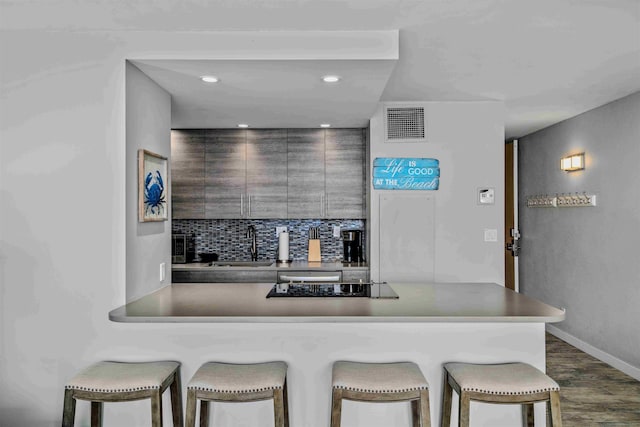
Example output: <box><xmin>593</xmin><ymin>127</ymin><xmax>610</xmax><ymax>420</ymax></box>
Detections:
<box><xmin>484</xmin><ymin>229</ymin><xmax>498</xmax><ymax>242</ymax></box>
<box><xmin>478</xmin><ymin>187</ymin><xmax>495</xmax><ymax>205</ymax></box>
<box><xmin>333</xmin><ymin>225</ymin><xmax>341</xmax><ymax>238</ymax></box>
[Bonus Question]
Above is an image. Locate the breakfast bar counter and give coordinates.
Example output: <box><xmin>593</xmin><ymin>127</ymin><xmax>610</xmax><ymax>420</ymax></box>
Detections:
<box><xmin>109</xmin><ymin>282</ymin><xmax>564</xmax><ymax>323</ymax></box>
<box><xmin>108</xmin><ymin>283</ymin><xmax>564</xmax><ymax>426</ymax></box>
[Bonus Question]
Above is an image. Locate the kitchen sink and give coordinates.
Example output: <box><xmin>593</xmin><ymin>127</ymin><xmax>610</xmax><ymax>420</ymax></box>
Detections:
<box><xmin>211</xmin><ymin>261</ymin><xmax>274</xmax><ymax>267</ymax></box>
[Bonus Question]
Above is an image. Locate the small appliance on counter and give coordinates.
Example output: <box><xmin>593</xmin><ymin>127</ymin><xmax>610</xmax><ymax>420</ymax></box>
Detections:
<box><xmin>342</xmin><ymin>229</ymin><xmax>363</xmax><ymax>263</ymax></box>
<box><xmin>172</xmin><ymin>234</ymin><xmax>195</xmax><ymax>263</ymax></box>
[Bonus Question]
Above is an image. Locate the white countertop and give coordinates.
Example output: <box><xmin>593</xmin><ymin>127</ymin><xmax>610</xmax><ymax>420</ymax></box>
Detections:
<box><xmin>109</xmin><ymin>282</ymin><xmax>565</xmax><ymax>323</ymax></box>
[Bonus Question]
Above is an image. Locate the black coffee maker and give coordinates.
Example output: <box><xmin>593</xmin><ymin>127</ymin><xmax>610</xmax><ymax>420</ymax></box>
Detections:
<box><xmin>342</xmin><ymin>230</ymin><xmax>363</xmax><ymax>263</ymax></box>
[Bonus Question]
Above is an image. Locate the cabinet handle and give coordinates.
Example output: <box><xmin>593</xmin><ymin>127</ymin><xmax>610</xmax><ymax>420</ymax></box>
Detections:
<box><xmin>326</xmin><ymin>194</ymin><xmax>330</xmax><ymax>216</ymax></box>
<box><xmin>279</xmin><ymin>274</ymin><xmax>341</xmax><ymax>282</ymax></box>
<box><xmin>320</xmin><ymin>194</ymin><xmax>324</xmax><ymax>217</ymax></box>
<box><xmin>240</xmin><ymin>194</ymin><xmax>244</xmax><ymax>216</ymax></box>
<box><xmin>248</xmin><ymin>194</ymin><xmax>252</xmax><ymax>217</ymax></box>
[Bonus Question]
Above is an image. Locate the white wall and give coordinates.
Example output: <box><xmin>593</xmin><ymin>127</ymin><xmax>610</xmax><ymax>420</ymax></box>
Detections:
<box><xmin>0</xmin><ymin>28</ymin><xmax>393</xmax><ymax>426</ymax></box>
<box><xmin>519</xmin><ymin>92</ymin><xmax>640</xmax><ymax>372</ymax></box>
<box><xmin>0</xmin><ymin>29</ymin><xmax>503</xmax><ymax>425</ymax></box>
<box><xmin>125</xmin><ymin>61</ymin><xmax>172</xmax><ymax>301</ymax></box>
<box><xmin>369</xmin><ymin>102</ymin><xmax>505</xmax><ymax>284</ymax></box>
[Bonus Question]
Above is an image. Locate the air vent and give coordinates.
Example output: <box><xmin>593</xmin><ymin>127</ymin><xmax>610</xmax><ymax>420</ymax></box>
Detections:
<box><xmin>384</xmin><ymin>106</ymin><xmax>426</xmax><ymax>142</ymax></box>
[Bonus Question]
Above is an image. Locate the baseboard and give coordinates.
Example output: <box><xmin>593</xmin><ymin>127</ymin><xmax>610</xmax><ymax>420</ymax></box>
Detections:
<box><xmin>546</xmin><ymin>324</ymin><xmax>640</xmax><ymax>381</ymax></box>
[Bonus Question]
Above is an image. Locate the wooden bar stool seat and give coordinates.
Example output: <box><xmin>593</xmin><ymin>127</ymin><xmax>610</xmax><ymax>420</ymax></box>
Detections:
<box><xmin>62</xmin><ymin>360</ymin><xmax>183</xmax><ymax>427</ymax></box>
<box><xmin>331</xmin><ymin>361</ymin><xmax>431</xmax><ymax>427</ymax></box>
<box><xmin>185</xmin><ymin>361</ymin><xmax>289</xmax><ymax>427</ymax></box>
<box><xmin>441</xmin><ymin>362</ymin><xmax>562</xmax><ymax>427</ymax></box>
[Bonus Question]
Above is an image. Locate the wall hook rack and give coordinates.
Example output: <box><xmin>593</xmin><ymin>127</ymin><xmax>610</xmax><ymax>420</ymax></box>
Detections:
<box><xmin>527</xmin><ymin>192</ymin><xmax>596</xmax><ymax>208</ymax></box>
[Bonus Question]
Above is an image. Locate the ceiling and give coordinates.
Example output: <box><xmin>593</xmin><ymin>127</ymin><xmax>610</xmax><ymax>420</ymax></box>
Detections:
<box><xmin>3</xmin><ymin>0</ymin><xmax>639</xmax><ymax>138</ymax></box>
<box><xmin>132</xmin><ymin>58</ymin><xmax>398</xmax><ymax>129</ymax></box>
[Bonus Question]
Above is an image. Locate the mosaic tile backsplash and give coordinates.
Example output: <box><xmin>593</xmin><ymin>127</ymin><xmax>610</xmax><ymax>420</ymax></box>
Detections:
<box><xmin>173</xmin><ymin>219</ymin><xmax>366</xmax><ymax>262</ymax></box>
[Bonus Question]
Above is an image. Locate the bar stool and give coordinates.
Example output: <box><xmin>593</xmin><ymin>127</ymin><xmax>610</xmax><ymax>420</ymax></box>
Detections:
<box><xmin>185</xmin><ymin>361</ymin><xmax>289</xmax><ymax>427</ymax></box>
<box><xmin>331</xmin><ymin>361</ymin><xmax>431</xmax><ymax>427</ymax></box>
<box><xmin>62</xmin><ymin>360</ymin><xmax>183</xmax><ymax>427</ymax></box>
<box><xmin>441</xmin><ymin>362</ymin><xmax>562</xmax><ymax>427</ymax></box>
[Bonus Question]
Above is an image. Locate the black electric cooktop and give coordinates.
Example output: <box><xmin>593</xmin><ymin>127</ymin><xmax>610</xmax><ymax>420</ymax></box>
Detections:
<box><xmin>266</xmin><ymin>283</ymin><xmax>399</xmax><ymax>299</ymax></box>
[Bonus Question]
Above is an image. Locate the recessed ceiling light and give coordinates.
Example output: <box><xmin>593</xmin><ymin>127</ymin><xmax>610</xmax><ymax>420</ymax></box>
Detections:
<box><xmin>237</xmin><ymin>124</ymin><xmax>249</xmax><ymax>128</ymax></box>
<box><xmin>320</xmin><ymin>124</ymin><xmax>331</xmax><ymax>128</ymax></box>
<box><xmin>322</xmin><ymin>75</ymin><xmax>340</xmax><ymax>83</ymax></box>
<box><xmin>201</xmin><ymin>76</ymin><xmax>219</xmax><ymax>83</ymax></box>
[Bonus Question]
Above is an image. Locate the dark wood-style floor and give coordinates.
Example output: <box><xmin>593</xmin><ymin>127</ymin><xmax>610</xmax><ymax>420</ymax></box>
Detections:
<box><xmin>546</xmin><ymin>333</ymin><xmax>640</xmax><ymax>426</ymax></box>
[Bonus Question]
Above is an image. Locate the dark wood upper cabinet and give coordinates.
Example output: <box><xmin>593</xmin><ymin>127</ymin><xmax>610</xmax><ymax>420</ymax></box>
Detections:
<box><xmin>204</xmin><ymin>129</ymin><xmax>246</xmax><ymax>219</ymax></box>
<box><xmin>246</xmin><ymin>129</ymin><xmax>288</xmax><ymax>218</ymax></box>
<box><xmin>287</xmin><ymin>129</ymin><xmax>326</xmax><ymax>219</ymax></box>
<box><xmin>325</xmin><ymin>129</ymin><xmax>365</xmax><ymax>219</ymax></box>
<box><xmin>171</xmin><ymin>129</ymin><xmax>205</xmax><ymax>219</ymax></box>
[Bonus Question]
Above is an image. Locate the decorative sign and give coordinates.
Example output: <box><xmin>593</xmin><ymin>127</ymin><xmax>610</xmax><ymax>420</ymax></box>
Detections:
<box><xmin>373</xmin><ymin>157</ymin><xmax>440</xmax><ymax>190</ymax></box>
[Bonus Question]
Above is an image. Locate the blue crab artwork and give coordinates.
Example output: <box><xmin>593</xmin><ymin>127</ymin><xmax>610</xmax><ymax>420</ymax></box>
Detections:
<box><xmin>144</xmin><ymin>170</ymin><xmax>166</xmax><ymax>216</ymax></box>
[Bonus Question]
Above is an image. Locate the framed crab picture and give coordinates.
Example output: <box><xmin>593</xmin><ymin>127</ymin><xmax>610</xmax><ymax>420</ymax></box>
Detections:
<box><xmin>138</xmin><ymin>149</ymin><xmax>168</xmax><ymax>222</ymax></box>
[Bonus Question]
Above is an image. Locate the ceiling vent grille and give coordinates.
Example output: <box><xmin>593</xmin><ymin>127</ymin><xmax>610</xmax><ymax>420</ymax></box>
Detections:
<box><xmin>384</xmin><ymin>106</ymin><xmax>426</xmax><ymax>142</ymax></box>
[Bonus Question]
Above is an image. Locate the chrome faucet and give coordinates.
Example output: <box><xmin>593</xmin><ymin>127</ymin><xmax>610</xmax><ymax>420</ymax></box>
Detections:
<box><xmin>246</xmin><ymin>225</ymin><xmax>258</xmax><ymax>261</ymax></box>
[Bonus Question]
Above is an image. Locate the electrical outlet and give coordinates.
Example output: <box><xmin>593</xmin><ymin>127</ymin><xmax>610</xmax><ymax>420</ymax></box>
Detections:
<box><xmin>276</xmin><ymin>226</ymin><xmax>287</xmax><ymax>237</ymax></box>
<box><xmin>333</xmin><ymin>225</ymin><xmax>341</xmax><ymax>238</ymax></box>
<box><xmin>160</xmin><ymin>262</ymin><xmax>166</xmax><ymax>282</ymax></box>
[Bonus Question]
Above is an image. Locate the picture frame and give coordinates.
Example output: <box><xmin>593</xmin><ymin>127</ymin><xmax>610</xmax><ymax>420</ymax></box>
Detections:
<box><xmin>138</xmin><ymin>149</ymin><xmax>168</xmax><ymax>222</ymax></box>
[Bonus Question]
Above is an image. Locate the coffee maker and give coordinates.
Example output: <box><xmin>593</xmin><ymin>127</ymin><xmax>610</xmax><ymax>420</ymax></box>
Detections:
<box><xmin>341</xmin><ymin>230</ymin><xmax>363</xmax><ymax>263</ymax></box>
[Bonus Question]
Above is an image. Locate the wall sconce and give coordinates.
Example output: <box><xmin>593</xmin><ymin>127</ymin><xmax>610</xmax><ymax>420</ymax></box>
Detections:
<box><xmin>560</xmin><ymin>153</ymin><xmax>585</xmax><ymax>172</ymax></box>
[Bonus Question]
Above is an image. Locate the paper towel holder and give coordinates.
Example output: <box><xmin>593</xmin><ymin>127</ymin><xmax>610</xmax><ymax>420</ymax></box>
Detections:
<box><xmin>277</xmin><ymin>230</ymin><xmax>292</xmax><ymax>263</ymax></box>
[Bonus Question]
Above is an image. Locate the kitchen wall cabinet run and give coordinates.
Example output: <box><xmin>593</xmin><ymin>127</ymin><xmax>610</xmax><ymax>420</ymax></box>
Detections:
<box><xmin>171</xmin><ymin>128</ymin><xmax>366</xmax><ymax>220</ymax></box>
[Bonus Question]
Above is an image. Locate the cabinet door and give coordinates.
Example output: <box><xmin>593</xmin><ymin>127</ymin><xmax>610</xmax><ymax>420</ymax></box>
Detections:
<box><xmin>246</xmin><ymin>129</ymin><xmax>288</xmax><ymax>218</ymax></box>
<box><xmin>171</xmin><ymin>130</ymin><xmax>205</xmax><ymax>219</ymax></box>
<box><xmin>325</xmin><ymin>129</ymin><xmax>365</xmax><ymax>218</ymax></box>
<box><xmin>287</xmin><ymin>129</ymin><xmax>325</xmax><ymax>218</ymax></box>
<box><xmin>204</xmin><ymin>129</ymin><xmax>246</xmax><ymax>218</ymax></box>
